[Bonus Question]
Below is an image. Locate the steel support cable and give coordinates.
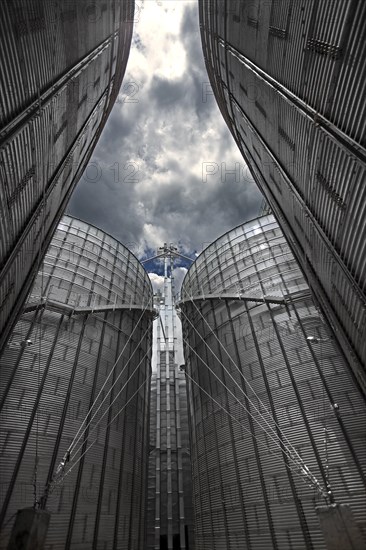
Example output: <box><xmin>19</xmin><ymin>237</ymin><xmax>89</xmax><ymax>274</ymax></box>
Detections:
<box><xmin>67</xmin><ymin>300</ymin><xmax>152</xmax><ymax>454</ymax></box>
<box><xmin>184</xmin><ymin>369</ymin><xmax>328</xmax><ymax>499</ymax></box>
<box><xmin>48</xmin><ymin>373</ymin><xmax>152</xmax><ymax>496</ymax></box>
<box><xmin>180</xmin><ymin>306</ymin><xmax>302</xmax><ymax>460</ymax></box>
<box><xmin>68</xmin><ymin>320</ymin><xmax>153</xmax><ymax>456</ymax></box>
<box><xmin>70</xmin><ymin>345</ymin><xmax>152</xmax><ymax>462</ymax></box>
<box><xmin>180</xmin><ymin>309</ymin><xmax>325</xmax><ymax>494</ymax></box>
<box><xmin>180</xmin><ymin>305</ymin><xmax>284</xmax><ymax>435</ymax></box>
<box><xmin>182</xmin><ymin>338</ymin><xmax>321</xmax><ymax>492</ymax></box>
<box><xmin>39</xmin><ymin>345</ymin><xmax>152</xmax><ymax>505</ymax></box>
<box><xmin>181</xmin><ymin>296</ymin><xmax>307</xmax><ymax>467</ymax></box>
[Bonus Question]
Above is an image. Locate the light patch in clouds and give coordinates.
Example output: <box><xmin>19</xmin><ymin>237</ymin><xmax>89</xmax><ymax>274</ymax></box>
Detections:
<box><xmin>148</xmin><ymin>267</ymin><xmax>187</xmax><ymax>295</ymax></box>
<box><xmin>149</xmin><ymin>272</ymin><xmax>165</xmax><ymax>293</ymax></box>
<box><xmin>68</xmin><ymin>0</ymin><xmax>263</xmax><ymax>270</ymax></box>
<box><xmin>130</xmin><ymin>1</ymin><xmax>187</xmax><ymax>82</ymax></box>
<box><xmin>172</xmin><ymin>267</ymin><xmax>187</xmax><ymax>293</ymax></box>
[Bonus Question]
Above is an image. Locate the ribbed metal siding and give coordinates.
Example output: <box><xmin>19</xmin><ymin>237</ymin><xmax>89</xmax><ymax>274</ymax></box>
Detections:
<box><xmin>180</xmin><ymin>215</ymin><xmax>366</xmax><ymax>550</ymax></box>
<box><xmin>0</xmin><ymin>0</ymin><xmax>135</xmax><ymax>353</ymax></box>
<box><xmin>0</xmin><ymin>216</ymin><xmax>153</xmax><ymax>550</ymax></box>
<box><xmin>226</xmin><ymin>0</ymin><xmax>366</xmax><ymax>142</ymax></box>
<box><xmin>198</xmin><ymin>0</ymin><xmax>366</xmax><ymax>387</ymax></box>
<box><xmin>0</xmin><ymin>1</ymin><xmax>130</xmax><ymax>127</ymax></box>
<box><xmin>147</xmin><ymin>274</ymin><xmax>194</xmax><ymax>550</ymax></box>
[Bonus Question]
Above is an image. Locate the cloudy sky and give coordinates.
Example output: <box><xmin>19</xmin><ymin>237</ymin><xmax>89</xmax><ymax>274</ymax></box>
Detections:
<box><xmin>68</xmin><ymin>0</ymin><xmax>263</xmax><ymax>288</ymax></box>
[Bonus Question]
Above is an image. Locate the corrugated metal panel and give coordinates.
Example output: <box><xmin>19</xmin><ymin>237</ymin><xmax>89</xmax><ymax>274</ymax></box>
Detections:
<box><xmin>198</xmin><ymin>0</ymin><xmax>366</xmax><ymax>387</ymax></box>
<box><xmin>0</xmin><ymin>216</ymin><xmax>153</xmax><ymax>549</ymax></box>
<box><xmin>0</xmin><ymin>0</ymin><xmax>135</xmax><ymax>354</ymax></box>
<box><xmin>181</xmin><ymin>215</ymin><xmax>366</xmax><ymax>549</ymax></box>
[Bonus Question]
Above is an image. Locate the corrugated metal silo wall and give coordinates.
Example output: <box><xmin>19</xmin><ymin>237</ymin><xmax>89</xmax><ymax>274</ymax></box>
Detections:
<box><xmin>147</xmin><ymin>362</ymin><xmax>195</xmax><ymax>550</ymax></box>
<box><xmin>180</xmin><ymin>215</ymin><xmax>366</xmax><ymax>550</ymax></box>
<box><xmin>147</xmin><ymin>280</ymin><xmax>195</xmax><ymax>550</ymax></box>
<box><xmin>198</xmin><ymin>0</ymin><xmax>366</xmax><ymax>390</ymax></box>
<box><xmin>0</xmin><ymin>216</ymin><xmax>153</xmax><ymax>550</ymax></box>
<box><xmin>0</xmin><ymin>0</ymin><xmax>135</xmax><ymax>352</ymax></box>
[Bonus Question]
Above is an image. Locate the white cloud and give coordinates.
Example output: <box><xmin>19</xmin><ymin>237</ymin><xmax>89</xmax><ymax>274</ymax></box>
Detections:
<box><xmin>148</xmin><ymin>272</ymin><xmax>165</xmax><ymax>293</ymax></box>
<box><xmin>172</xmin><ymin>267</ymin><xmax>187</xmax><ymax>293</ymax></box>
<box><xmin>148</xmin><ymin>267</ymin><xmax>187</xmax><ymax>295</ymax></box>
<box><xmin>68</xmin><ymin>0</ymin><xmax>262</xmax><ymax>273</ymax></box>
<box><xmin>131</xmin><ymin>0</ymin><xmax>187</xmax><ymax>82</ymax></box>
<box><xmin>142</xmin><ymin>222</ymin><xmax>168</xmax><ymax>252</ymax></box>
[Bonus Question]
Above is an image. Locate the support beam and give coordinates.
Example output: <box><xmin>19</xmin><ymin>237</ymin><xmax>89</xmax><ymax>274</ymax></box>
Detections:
<box><xmin>22</xmin><ymin>299</ymin><xmax>158</xmax><ymax>318</ymax></box>
<box><xmin>176</xmin><ymin>292</ymin><xmax>291</xmax><ymax>308</ymax></box>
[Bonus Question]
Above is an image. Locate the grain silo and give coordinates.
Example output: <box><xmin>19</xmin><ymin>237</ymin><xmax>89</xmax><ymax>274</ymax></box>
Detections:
<box><xmin>179</xmin><ymin>215</ymin><xmax>366</xmax><ymax>549</ymax></box>
<box><xmin>0</xmin><ymin>215</ymin><xmax>154</xmax><ymax>550</ymax></box>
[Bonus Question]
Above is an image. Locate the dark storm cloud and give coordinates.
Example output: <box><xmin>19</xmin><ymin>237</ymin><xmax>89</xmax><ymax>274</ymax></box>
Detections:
<box><xmin>150</xmin><ymin>76</ymin><xmax>187</xmax><ymax>109</ymax></box>
<box><xmin>67</xmin><ymin>0</ymin><xmax>262</xmax><ymax>264</ymax></box>
<box><xmin>68</xmin><ymin>166</ymin><xmax>144</xmax><ymax>246</ymax></box>
<box><xmin>100</xmin><ymin>108</ymin><xmax>135</xmax><ymax>143</ymax></box>
<box><xmin>179</xmin><ymin>3</ymin><xmax>217</xmax><ymax>120</ymax></box>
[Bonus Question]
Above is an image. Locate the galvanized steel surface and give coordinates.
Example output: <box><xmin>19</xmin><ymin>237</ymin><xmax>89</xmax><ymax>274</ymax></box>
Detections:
<box><xmin>198</xmin><ymin>0</ymin><xmax>366</xmax><ymax>390</ymax></box>
<box><xmin>146</xmin><ymin>268</ymin><xmax>194</xmax><ymax>550</ymax></box>
<box><xmin>0</xmin><ymin>0</ymin><xmax>135</xmax><ymax>353</ymax></box>
<box><xmin>180</xmin><ymin>215</ymin><xmax>366</xmax><ymax>550</ymax></box>
<box><xmin>0</xmin><ymin>216</ymin><xmax>153</xmax><ymax>550</ymax></box>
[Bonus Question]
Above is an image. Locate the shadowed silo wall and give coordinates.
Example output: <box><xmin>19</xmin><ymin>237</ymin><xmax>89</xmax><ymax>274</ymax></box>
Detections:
<box><xmin>147</xmin><ymin>277</ymin><xmax>194</xmax><ymax>550</ymax></box>
<box><xmin>198</xmin><ymin>0</ymin><xmax>366</xmax><ymax>389</ymax></box>
<box><xmin>0</xmin><ymin>0</ymin><xmax>135</xmax><ymax>351</ymax></box>
<box><xmin>0</xmin><ymin>215</ymin><xmax>153</xmax><ymax>550</ymax></box>
<box><xmin>179</xmin><ymin>215</ymin><xmax>366</xmax><ymax>550</ymax></box>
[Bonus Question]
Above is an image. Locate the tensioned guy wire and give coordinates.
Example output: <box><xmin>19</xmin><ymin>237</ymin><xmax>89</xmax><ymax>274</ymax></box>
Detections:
<box><xmin>67</xmin><ymin>301</ymin><xmax>152</xmax><ymax>454</ymax></box>
<box><xmin>180</xmin><ymin>307</ymin><xmax>326</xmax><ymax>496</ymax></box>
<box><xmin>181</xmin><ymin>298</ymin><xmax>307</xmax><ymax>466</ymax></box>
<box><xmin>180</xmin><ymin>307</ymin><xmax>302</xmax><ymax>459</ymax></box>
<box><xmin>49</xmin><ymin>373</ymin><xmax>152</xmax><ymax>495</ymax></box>
<box><xmin>184</xmin><ymin>369</ymin><xmax>328</xmax><ymax>499</ymax></box>
<box><xmin>39</xmin><ymin>337</ymin><xmax>152</xmax><ymax>504</ymax></box>
<box><xmin>70</xmin><ymin>345</ymin><xmax>152</xmax><ymax>461</ymax></box>
<box><xmin>68</xmin><ymin>322</ymin><xmax>152</xmax><ymax>456</ymax></box>
<box><xmin>183</xmin><ymin>338</ymin><xmax>320</xmax><ymax>490</ymax></box>
<box><xmin>182</xmin><ymin>311</ymin><xmax>323</xmax><ymax>491</ymax></box>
